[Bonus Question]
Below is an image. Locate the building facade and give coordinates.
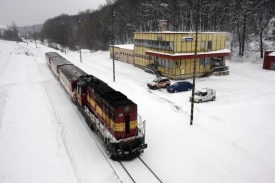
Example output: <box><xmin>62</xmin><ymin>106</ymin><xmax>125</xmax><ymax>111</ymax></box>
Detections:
<box><xmin>263</xmin><ymin>50</ymin><xmax>275</xmax><ymax>70</ymax></box>
<box><xmin>110</xmin><ymin>45</ymin><xmax>134</xmax><ymax>64</ymax></box>
<box><xmin>134</xmin><ymin>32</ymin><xmax>230</xmax><ymax>79</ymax></box>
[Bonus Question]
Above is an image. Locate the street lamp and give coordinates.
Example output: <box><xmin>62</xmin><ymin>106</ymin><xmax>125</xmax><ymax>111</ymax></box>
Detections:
<box><xmin>78</xmin><ymin>19</ymin><xmax>82</xmax><ymax>63</ymax></box>
<box><xmin>112</xmin><ymin>11</ymin><xmax>115</xmax><ymax>82</ymax></box>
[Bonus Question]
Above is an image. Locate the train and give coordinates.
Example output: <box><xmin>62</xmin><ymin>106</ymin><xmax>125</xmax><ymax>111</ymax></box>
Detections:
<box><xmin>45</xmin><ymin>52</ymin><xmax>147</xmax><ymax>160</ymax></box>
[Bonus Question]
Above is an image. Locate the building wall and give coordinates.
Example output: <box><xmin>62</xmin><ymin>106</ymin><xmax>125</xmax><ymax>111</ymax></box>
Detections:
<box><xmin>119</xmin><ymin>49</ymin><xmax>134</xmax><ymax>64</ymax></box>
<box><xmin>263</xmin><ymin>51</ymin><xmax>275</xmax><ymax>70</ymax></box>
<box><xmin>110</xmin><ymin>46</ymin><xmax>134</xmax><ymax>64</ymax></box>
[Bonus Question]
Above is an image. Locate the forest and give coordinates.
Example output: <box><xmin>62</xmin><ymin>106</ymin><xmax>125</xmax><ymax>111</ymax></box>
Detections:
<box><xmin>1</xmin><ymin>0</ymin><xmax>275</xmax><ymax>57</ymax></box>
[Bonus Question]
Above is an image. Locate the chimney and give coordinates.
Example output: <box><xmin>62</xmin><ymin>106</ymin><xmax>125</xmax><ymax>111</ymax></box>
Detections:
<box><xmin>158</xmin><ymin>20</ymin><xmax>168</xmax><ymax>31</ymax></box>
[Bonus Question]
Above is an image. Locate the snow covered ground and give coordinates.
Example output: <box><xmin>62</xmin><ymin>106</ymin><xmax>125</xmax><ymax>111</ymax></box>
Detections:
<box><xmin>0</xmin><ymin>40</ymin><xmax>275</xmax><ymax>183</ymax></box>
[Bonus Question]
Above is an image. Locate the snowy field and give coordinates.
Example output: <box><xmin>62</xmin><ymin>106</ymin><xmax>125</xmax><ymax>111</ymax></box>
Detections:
<box><xmin>0</xmin><ymin>40</ymin><xmax>275</xmax><ymax>183</ymax></box>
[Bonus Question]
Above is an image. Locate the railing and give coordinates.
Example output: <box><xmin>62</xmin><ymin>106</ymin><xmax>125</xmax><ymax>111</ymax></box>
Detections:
<box><xmin>206</xmin><ymin>66</ymin><xmax>229</xmax><ymax>77</ymax></box>
<box><xmin>145</xmin><ymin>64</ymin><xmax>162</xmax><ymax>77</ymax></box>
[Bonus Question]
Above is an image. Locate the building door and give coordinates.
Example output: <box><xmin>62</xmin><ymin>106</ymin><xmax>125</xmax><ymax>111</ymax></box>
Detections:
<box><xmin>210</xmin><ymin>57</ymin><xmax>222</xmax><ymax>69</ymax></box>
<box><xmin>271</xmin><ymin>62</ymin><xmax>275</xmax><ymax>70</ymax></box>
<box><xmin>125</xmin><ymin>115</ymin><xmax>130</xmax><ymax>134</ymax></box>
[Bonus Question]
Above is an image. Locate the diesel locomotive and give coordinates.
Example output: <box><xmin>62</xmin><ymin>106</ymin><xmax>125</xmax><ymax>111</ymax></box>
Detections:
<box><xmin>45</xmin><ymin>52</ymin><xmax>147</xmax><ymax>160</ymax></box>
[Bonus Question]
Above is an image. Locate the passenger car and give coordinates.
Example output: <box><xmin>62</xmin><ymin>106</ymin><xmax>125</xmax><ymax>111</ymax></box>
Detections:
<box><xmin>190</xmin><ymin>88</ymin><xmax>216</xmax><ymax>103</ymax></box>
<box><xmin>147</xmin><ymin>77</ymin><xmax>171</xmax><ymax>89</ymax></box>
<box><xmin>167</xmin><ymin>81</ymin><xmax>193</xmax><ymax>93</ymax></box>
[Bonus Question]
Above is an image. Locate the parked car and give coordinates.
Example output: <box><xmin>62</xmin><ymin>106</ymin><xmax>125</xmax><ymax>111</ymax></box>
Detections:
<box><xmin>190</xmin><ymin>88</ymin><xmax>216</xmax><ymax>103</ymax></box>
<box><xmin>167</xmin><ymin>81</ymin><xmax>193</xmax><ymax>93</ymax></box>
<box><xmin>147</xmin><ymin>77</ymin><xmax>171</xmax><ymax>90</ymax></box>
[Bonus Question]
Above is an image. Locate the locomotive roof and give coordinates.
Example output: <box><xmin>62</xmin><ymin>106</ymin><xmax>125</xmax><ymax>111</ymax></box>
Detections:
<box><xmin>59</xmin><ymin>65</ymin><xmax>87</xmax><ymax>81</ymax></box>
<box><xmin>45</xmin><ymin>52</ymin><xmax>61</xmax><ymax>58</ymax></box>
<box><xmin>86</xmin><ymin>78</ymin><xmax>134</xmax><ymax>107</ymax></box>
<box><xmin>50</xmin><ymin>57</ymin><xmax>72</xmax><ymax>66</ymax></box>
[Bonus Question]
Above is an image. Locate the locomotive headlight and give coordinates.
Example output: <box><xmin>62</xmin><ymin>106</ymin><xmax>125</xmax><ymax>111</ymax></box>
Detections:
<box><xmin>124</xmin><ymin>106</ymin><xmax>130</xmax><ymax>112</ymax></box>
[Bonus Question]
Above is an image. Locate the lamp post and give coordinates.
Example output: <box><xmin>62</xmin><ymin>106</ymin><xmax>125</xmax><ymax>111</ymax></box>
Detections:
<box><xmin>24</xmin><ymin>26</ymin><xmax>28</xmax><ymax>45</ymax></box>
<box><xmin>33</xmin><ymin>25</ymin><xmax>37</xmax><ymax>48</ymax></box>
<box><xmin>160</xmin><ymin>3</ymin><xmax>168</xmax><ymax>20</ymax></box>
<box><xmin>78</xmin><ymin>19</ymin><xmax>82</xmax><ymax>63</ymax></box>
<box><xmin>112</xmin><ymin>11</ymin><xmax>115</xmax><ymax>82</ymax></box>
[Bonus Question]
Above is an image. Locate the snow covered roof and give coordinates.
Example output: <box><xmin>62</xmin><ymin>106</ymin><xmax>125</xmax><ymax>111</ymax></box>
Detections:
<box><xmin>268</xmin><ymin>51</ymin><xmax>275</xmax><ymax>57</ymax></box>
<box><xmin>145</xmin><ymin>49</ymin><xmax>231</xmax><ymax>57</ymax></box>
<box><xmin>113</xmin><ymin>44</ymin><xmax>134</xmax><ymax>50</ymax></box>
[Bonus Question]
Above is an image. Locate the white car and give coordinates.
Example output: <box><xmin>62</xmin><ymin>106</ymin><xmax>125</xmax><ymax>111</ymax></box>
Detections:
<box><xmin>190</xmin><ymin>88</ymin><xmax>216</xmax><ymax>103</ymax></box>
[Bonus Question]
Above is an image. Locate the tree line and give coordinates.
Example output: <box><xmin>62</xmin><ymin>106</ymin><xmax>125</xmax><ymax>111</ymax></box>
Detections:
<box><xmin>2</xmin><ymin>0</ymin><xmax>275</xmax><ymax>58</ymax></box>
<box><xmin>0</xmin><ymin>22</ymin><xmax>21</xmax><ymax>42</ymax></box>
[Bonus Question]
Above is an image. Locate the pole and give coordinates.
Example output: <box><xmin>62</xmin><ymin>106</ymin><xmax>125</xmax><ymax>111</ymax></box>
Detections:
<box><xmin>24</xmin><ymin>27</ymin><xmax>28</xmax><ymax>45</ymax></box>
<box><xmin>33</xmin><ymin>25</ymin><xmax>37</xmax><ymax>48</ymax></box>
<box><xmin>112</xmin><ymin>11</ymin><xmax>115</xmax><ymax>82</ymax></box>
<box><xmin>190</xmin><ymin>0</ymin><xmax>200</xmax><ymax>125</ymax></box>
<box><xmin>160</xmin><ymin>3</ymin><xmax>168</xmax><ymax>20</ymax></box>
<box><xmin>63</xmin><ymin>22</ymin><xmax>66</xmax><ymax>54</ymax></box>
<box><xmin>78</xmin><ymin>19</ymin><xmax>82</xmax><ymax>63</ymax></box>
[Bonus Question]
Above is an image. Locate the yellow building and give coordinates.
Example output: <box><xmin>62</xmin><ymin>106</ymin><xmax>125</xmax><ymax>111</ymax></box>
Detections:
<box><xmin>134</xmin><ymin>32</ymin><xmax>230</xmax><ymax>79</ymax></box>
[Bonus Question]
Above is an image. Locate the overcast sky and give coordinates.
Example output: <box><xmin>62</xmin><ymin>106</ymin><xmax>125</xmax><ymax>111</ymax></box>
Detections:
<box><xmin>0</xmin><ymin>0</ymin><xmax>106</xmax><ymax>27</ymax></box>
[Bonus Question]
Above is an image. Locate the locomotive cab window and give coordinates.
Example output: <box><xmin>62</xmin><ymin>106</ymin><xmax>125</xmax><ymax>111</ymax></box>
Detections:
<box><xmin>80</xmin><ymin>87</ymin><xmax>86</xmax><ymax>95</ymax></box>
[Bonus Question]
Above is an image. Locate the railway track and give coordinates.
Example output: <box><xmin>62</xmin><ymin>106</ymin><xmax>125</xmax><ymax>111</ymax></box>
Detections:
<box><xmin>118</xmin><ymin>157</ymin><xmax>162</xmax><ymax>183</ymax></box>
<box><xmin>73</xmin><ymin>103</ymin><xmax>162</xmax><ymax>183</ymax></box>
<box><xmin>27</xmin><ymin>43</ymin><xmax>160</xmax><ymax>183</ymax></box>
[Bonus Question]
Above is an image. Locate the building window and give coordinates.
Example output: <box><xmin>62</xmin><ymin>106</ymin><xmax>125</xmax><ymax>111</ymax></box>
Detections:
<box><xmin>201</xmin><ymin>41</ymin><xmax>205</xmax><ymax>50</ymax></box>
<box><xmin>164</xmin><ymin>60</ymin><xmax>173</xmax><ymax>70</ymax></box>
<box><xmin>200</xmin><ymin>57</ymin><xmax>210</xmax><ymax>67</ymax></box>
<box><xmin>207</xmin><ymin>41</ymin><xmax>212</xmax><ymax>50</ymax></box>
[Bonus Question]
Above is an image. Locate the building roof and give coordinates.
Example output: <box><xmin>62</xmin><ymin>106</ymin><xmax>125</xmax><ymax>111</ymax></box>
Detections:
<box><xmin>268</xmin><ymin>51</ymin><xmax>275</xmax><ymax>57</ymax></box>
<box><xmin>113</xmin><ymin>44</ymin><xmax>134</xmax><ymax>50</ymax></box>
<box><xmin>145</xmin><ymin>49</ymin><xmax>231</xmax><ymax>60</ymax></box>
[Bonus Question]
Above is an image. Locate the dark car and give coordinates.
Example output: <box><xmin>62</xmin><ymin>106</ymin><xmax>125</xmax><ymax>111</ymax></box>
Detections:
<box><xmin>167</xmin><ymin>81</ymin><xmax>193</xmax><ymax>93</ymax></box>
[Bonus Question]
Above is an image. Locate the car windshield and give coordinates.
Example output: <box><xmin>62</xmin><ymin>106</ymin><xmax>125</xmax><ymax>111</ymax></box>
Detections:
<box><xmin>195</xmin><ymin>91</ymin><xmax>207</xmax><ymax>96</ymax></box>
<box><xmin>172</xmin><ymin>83</ymin><xmax>179</xmax><ymax>86</ymax></box>
<box><xmin>153</xmin><ymin>78</ymin><xmax>160</xmax><ymax>82</ymax></box>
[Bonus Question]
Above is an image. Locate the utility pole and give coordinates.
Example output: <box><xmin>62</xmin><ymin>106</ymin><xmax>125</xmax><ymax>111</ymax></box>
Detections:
<box><xmin>33</xmin><ymin>25</ymin><xmax>37</xmax><ymax>48</ymax></box>
<box><xmin>112</xmin><ymin>11</ymin><xmax>115</xmax><ymax>82</ymax></box>
<box><xmin>24</xmin><ymin>26</ymin><xmax>28</xmax><ymax>45</ymax></box>
<box><xmin>190</xmin><ymin>0</ymin><xmax>200</xmax><ymax>125</ymax></box>
<box><xmin>63</xmin><ymin>22</ymin><xmax>66</xmax><ymax>54</ymax></box>
<box><xmin>78</xmin><ymin>19</ymin><xmax>82</xmax><ymax>63</ymax></box>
